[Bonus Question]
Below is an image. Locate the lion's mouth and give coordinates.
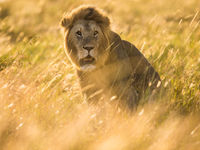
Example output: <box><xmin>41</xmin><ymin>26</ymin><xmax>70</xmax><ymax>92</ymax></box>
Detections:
<box><xmin>80</xmin><ymin>55</ymin><xmax>96</xmax><ymax>66</ymax></box>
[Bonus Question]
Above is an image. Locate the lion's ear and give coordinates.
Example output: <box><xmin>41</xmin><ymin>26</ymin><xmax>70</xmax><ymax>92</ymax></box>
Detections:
<box><xmin>60</xmin><ymin>17</ymin><xmax>70</xmax><ymax>29</ymax></box>
<box><xmin>102</xmin><ymin>16</ymin><xmax>110</xmax><ymax>28</ymax></box>
<box><xmin>97</xmin><ymin>15</ymin><xmax>110</xmax><ymax>29</ymax></box>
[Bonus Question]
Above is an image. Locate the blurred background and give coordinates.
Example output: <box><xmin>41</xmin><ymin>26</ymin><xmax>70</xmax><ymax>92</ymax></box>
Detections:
<box><xmin>0</xmin><ymin>0</ymin><xmax>200</xmax><ymax>149</ymax></box>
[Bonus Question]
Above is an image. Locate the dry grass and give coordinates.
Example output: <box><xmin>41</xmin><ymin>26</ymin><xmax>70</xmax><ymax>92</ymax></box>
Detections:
<box><xmin>0</xmin><ymin>0</ymin><xmax>200</xmax><ymax>149</ymax></box>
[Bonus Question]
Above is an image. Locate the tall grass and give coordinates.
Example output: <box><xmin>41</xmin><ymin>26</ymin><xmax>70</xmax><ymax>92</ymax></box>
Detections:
<box><xmin>0</xmin><ymin>0</ymin><xmax>200</xmax><ymax>149</ymax></box>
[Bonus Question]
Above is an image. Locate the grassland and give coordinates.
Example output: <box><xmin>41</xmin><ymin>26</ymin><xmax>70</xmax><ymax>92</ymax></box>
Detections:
<box><xmin>0</xmin><ymin>0</ymin><xmax>200</xmax><ymax>149</ymax></box>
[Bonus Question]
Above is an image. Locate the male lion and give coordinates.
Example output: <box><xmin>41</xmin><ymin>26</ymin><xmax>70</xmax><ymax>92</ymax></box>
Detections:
<box><xmin>61</xmin><ymin>5</ymin><xmax>161</xmax><ymax>110</ymax></box>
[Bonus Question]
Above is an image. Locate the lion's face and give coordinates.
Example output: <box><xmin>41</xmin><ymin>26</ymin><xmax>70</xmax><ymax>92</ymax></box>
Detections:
<box><xmin>65</xmin><ymin>20</ymin><xmax>109</xmax><ymax>71</ymax></box>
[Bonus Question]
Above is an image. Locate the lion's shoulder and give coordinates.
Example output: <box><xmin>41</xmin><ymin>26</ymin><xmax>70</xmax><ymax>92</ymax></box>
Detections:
<box><xmin>109</xmin><ymin>32</ymin><xmax>148</xmax><ymax>63</ymax></box>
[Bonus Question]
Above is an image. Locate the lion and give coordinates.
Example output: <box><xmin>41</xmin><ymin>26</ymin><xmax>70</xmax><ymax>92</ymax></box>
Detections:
<box><xmin>60</xmin><ymin>5</ymin><xmax>161</xmax><ymax>110</ymax></box>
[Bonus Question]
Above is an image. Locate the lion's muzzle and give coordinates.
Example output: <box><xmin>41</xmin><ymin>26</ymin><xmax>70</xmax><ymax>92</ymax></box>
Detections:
<box><xmin>79</xmin><ymin>55</ymin><xmax>96</xmax><ymax>66</ymax></box>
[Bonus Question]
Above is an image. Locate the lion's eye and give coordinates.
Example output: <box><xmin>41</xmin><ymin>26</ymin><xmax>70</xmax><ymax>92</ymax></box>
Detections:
<box><xmin>94</xmin><ymin>31</ymin><xmax>98</xmax><ymax>36</ymax></box>
<box><xmin>76</xmin><ymin>31</ymin><xmax>82</xmax><ymax>37</ymax></box>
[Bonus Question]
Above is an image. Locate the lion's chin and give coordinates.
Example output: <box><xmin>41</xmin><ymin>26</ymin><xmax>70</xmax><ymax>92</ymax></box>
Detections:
<box><xmin>80</xmin><ymin>64</ymin><xmax>96</xmax><ymax>72</ymax></box>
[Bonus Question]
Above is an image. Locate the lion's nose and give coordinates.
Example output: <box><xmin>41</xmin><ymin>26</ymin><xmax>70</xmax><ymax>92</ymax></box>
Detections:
<box><xmin>83</xmin><ymin>46</ymin><xmax>94</xmax><ymax>52</ymax></box>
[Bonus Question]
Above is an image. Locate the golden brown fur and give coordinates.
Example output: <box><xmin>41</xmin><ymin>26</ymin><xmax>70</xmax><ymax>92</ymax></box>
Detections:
<box><xmin>61</xmin><ymin>5</ymin><xmax>161</xmax><ymax>110</ymax></box>
<box><xmin>61</xmin><ymin>5</ymin><xmax>110</xmax><ymax>31</ymax></box>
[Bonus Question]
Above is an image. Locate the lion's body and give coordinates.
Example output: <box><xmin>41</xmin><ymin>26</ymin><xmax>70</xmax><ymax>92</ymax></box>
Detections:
<box><xmin>61</xmin><ymin>6</ymin><xmax>161</xmax><ymax>110</ymax></box>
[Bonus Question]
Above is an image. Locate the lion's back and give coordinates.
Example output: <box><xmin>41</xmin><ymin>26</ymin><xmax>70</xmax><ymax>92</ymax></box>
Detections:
<box><xmin>108</xmin><ymin>33</ymin><xmax>161</xmax><ymax>99</ymax></box>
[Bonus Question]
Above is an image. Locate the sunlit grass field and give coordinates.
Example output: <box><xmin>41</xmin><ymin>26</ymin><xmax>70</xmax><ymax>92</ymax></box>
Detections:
<box><xmin>0</xmin><ymin>0</ymin><xmax>200</xmax><ymax>149</ymax></box>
